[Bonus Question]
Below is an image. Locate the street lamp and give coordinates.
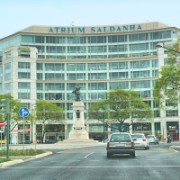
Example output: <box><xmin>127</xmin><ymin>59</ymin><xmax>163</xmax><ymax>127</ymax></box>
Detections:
<box><xmin>156</xmin><ymin>44</ymin><xmax>180</xmax><ymax>54</ymax></box>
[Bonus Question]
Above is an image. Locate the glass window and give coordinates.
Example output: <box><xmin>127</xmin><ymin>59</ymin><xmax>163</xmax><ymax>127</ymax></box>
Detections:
<box><xmin>46</xmin><ymin>36</ymin><xmax>66</xmax><ymax>44</ymax></box>
<box><xmin>45</xmin><ymin>83</ymin><xmax>64</xmax><ymax>91</ymax></box>
<box><xmin>151</xmin><ymin>31</ymin><xmax>171</xmax><ymax>40</ymax></box>
<box><xmin>46</xmin><ymin>46</ymin><xmax>66</xmax><ymax>53</ymax></box>
<box><xmin>129</xmin><ymin>33</ymin><xmax>148</xmax><ymax>41</ymax></box>
<box><xmin>88</xmin><ymin>82</ymin><xmax>107</xmax><ymax>90</ymax></box>
<box><xmin>129</xmin><ymin>43</ymin><xmax>149</xmax><ymax>51</ymax></box>
<box><xmin>67</xmin><ymin>63</ymin><xmax>85</xmax><ymax>71</ymax></box>
<box><xmin>109</xmin><ymin>72</ymin><xmax>128</xmax><ymax>79</ymax></box>
<box><xmin>4</xmin><ymin>63</ymin><xmax>11</xmax><ymax>81</ymax></box>
<box><xmin>18</xmin><ymin>82</ymin><xmax>30</xmax><ymax>89</ymax></box>
<box><xmin>18</xmin><ymin>72</ymin><xmax>30</xmax><ymax>79</ymax></box>
<box><xmin>67</xmin><ymin>83</ymin><xmax>86</xmax><ymax>90</ymax></box>
<box><xmin>166</xmin><ymin>110</ymin><xmax>178</xmax><ymax>117</ymax></box>
<box><xmin>35</xmin><ymin>36</ymin><xmax>44</xmax><ymax>43</ymax></box>
<box><xmin>131</xmin><ymin>71</ymin><xmax>150</xmax><ymax>78</ymax></box>
<box><xmin>18</xmin><ymin>92</ymin><xmax>30</xmax><ymax>99</ymax></box>
<box><xmin>37</xmin><ymin>73</ymin><xmax>43</xmax><ymax>80</ymax></box>
<box><xmin>88</xmin><ymin>63</ymin><xmax>107</xmax><ymax>70</ymax></box>
<box><xmin>108</xmin><ymin>45</ymin><xmax>127</xmax><ymax>52</ymax></box>
<box><xmin>67</xmin><ymin>46</ymin><xmax>86</xmax><ymax>53</ymax></box>
<box><xmin>109</xmin><ymin>62</ymin><xmax>128</xmax><ymax>70</ymax></box>
<box><xmin>45</xmin><ymin>73</ymin><xmax>64</xmax><ymax>80</ymax></box>
<box><xmin>4</xmin><ymin>83</ymin><xmax>11</xmax><ymax>94</ymax></box>
<box><xmin>88</xmin><ymin>46</ymin><xmax>106</xmax><ymax>53</ymax></box>
<box><xmin>88</xmin><ymin>73</ymin><xmax>107</xmax><ymax>80</ymax></box>
<box><xmin>131</xmin><ymin>80</ymin><xmax>150</xmax><ymax>89</ymax></box>
<box><xmin>152</xmin><ymin>60</ymin><xmax>158</xmax><ymax>67</ymax></box>
<box><xmin>67</xmin><ymin>36</ymin><xmax>86</xmax><ymax>44</ymax></box>
<box><xmin>37</xmin><ymin>93</ymin><xmax>43</xmax><ymax>100</ymax></box>
<box><xmin>109</xmin><ymin>82</ymin><xmax>129</xmax><ymax>89</ymax></box>
<box><xmin>67</xmin><ymin>73</ymin><xmax>86</xmax><ymax>80</ymax></box>
<box><xmin>37</xmin><ymin>83</ymin><xmax>43</xmax><ymax>90</ymax></box>
<box><xmin>108</xmin><ymin>35</ymin><xmax>127</xmax><ymax>43</ymax></box>
<box><xmin>37</xmin><ymin>63</ymin><xmax>43</xmax><ymax>70</ymax></box>
<box><xmin>152</xmin><ymin>70</ymin><xmax>158</xmax><ymax>77</ymax></box>
<box><xmin>18</xmin><ymin>62</ymin><xmax>30</xmax><ymax>69</ymax></box>
<box><xmin>45</xmin><ymin>63</ymin><xmax>64</xmax><ymax>71</ymax></box>
<box><xmin>88</xmin><ymin>36</ymin><xmax>106</xmax><ymax>43</ymax></box>
<box><xmin>130</xmin><ymin>61</ymin><xmax>150</xmax><ymax>69</ymax></box>
<box><xmin>21</xmin><ymin>35</ymin><xmax>34</xmax><ymax>43</ymax></box>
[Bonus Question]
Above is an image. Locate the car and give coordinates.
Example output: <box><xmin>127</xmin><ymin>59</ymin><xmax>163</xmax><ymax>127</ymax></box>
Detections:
<box><xmin>106</xmin><ymin>132</ymin><xmax>135</xmax><ymax>158</ymax></box>
<box><xmin>131</xmin><ymin>133</ymin><xmax>150</xmax><ymax>150</ymax></box>
<box><xmin>146</xmin><ymin>135</ymin><xmax>159</xmax><ymax>144</ymax></box>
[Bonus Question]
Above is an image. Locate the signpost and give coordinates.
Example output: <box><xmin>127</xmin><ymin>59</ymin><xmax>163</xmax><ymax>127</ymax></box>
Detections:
<box><xmin>19</xmin><ymin>107</ymin><xmax>29</xmax><ymax>148</ymax></box>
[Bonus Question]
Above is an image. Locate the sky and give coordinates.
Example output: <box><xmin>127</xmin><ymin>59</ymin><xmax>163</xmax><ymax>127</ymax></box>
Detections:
<box><xmin>0</xmin><ymin>0</ymin><xmax>180</xmax><ymax>38</ymax></box>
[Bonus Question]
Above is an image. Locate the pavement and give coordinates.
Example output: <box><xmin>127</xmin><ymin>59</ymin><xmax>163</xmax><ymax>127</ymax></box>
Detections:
<box><xmin>0</xmin><ymin>141</ymin><xmax>180</xmax><ymax>168</ymax></box>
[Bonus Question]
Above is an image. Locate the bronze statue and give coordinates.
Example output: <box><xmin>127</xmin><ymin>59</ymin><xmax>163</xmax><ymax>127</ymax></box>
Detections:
<box><xmin>72</xmin><ymin>87</ymin><xmax>81</xmax><ymax>101</ymax></box>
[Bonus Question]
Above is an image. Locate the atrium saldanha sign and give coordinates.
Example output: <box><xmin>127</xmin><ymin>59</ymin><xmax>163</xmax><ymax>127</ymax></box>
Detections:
<box><xmin>49</xmin><ymin>24</ymin><xmax>142</xmax><ymax>34</ymax></box>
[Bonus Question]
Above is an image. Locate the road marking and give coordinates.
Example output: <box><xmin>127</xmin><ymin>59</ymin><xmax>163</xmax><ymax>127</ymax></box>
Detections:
<box><xmin>84</xmin><ymin>152</ymin><xmax>94</xmax><ymax>159</ymax></box>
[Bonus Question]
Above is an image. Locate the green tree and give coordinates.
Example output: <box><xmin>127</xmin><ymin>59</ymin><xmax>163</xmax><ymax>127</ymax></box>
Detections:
<box><xmin>153</xmin><ymin>41</ymin><xmax>180</xmax><ymax>105</ymax></box>
<box><xmin>35</xmin><ymin>100</ymin><xmax>64</xmax><ymax>143</ymax></box>
<box><xmin>0</xmin><ymin>94</ymin><xmax>23</xmax><ymax>131</ymax></box>
<box><xmin>89</xmin><ymin>89</ymin><xmax>153</xmax><ymax>132</ymax></box>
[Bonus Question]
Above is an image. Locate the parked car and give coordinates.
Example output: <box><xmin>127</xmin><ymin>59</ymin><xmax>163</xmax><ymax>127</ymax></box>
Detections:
<box><xmin>106</xmin><ymin>132</ymin><xmax>135</xmax><ymax>158</ymax></box>
<box><xmin>131</xmin><ymin>133</ymin><xmax>150</xmax><ymax>150</ymax></box>
<box><xmin>146</xmin><ymin>135</ymin><xmax>159</xmax><ymax>144</ymax></box>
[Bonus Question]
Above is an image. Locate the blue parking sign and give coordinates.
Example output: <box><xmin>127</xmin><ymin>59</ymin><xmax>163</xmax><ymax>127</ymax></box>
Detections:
<box><xmin>19</xmin><ymin>107</ymin><xmax>29</xmax><ymax>118</ymax></box>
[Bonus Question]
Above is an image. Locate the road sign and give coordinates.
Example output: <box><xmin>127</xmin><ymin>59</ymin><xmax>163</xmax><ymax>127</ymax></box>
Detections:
<box><xmin>0</xmin><ymin>121</ymin><xmax>5</xmax><ymax>127</ymax></box>
<box><xmin>19</xmin><ymin>107</ymin><xmax>29</xmax><ymax>118</ymax></box>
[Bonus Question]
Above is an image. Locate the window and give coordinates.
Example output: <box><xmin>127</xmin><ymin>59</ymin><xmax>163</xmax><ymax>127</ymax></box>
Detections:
<box><xmin>109</xmin><ymin>62</ymin><xmax>128</xmax><ymax>70</ymax></box>
<box><xmin>18</xmin><ymin>72</ymin><xmax>30</xmax><ymax>79</ymax></box>
<box><xmin>88</xmin><ymin>36</ymin><xmax>106</xmax><ymax>43</ymax></box>
<box><xmin>18</xmin><ymin>62</ymin><xmax>30</xmax><ymax>69</ymax></box>
<box><xmin>109</xmin><ymin>82</ymin><xmax>129</xmax><ymax>89</ymax></box>
<box><xmin>131</xmin><ymin>80</ymin><xmax>150</xmax><ymax>89</ymax></box>
<box><xmin>130</xmin><ymin>61</ymin><xmax>150</xmax><ymax>69</ymax></box>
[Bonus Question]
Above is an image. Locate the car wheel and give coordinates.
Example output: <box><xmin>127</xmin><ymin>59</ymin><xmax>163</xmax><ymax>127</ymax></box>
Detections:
<box><xmin>131</xmin><ymin>152</ymin><xmax>136</xmax><ymax>158</ymax></box>
<box><xmin>107</xmin><ymin>153</ymin><xmax>111</xmax><ymax>158</ymax></box>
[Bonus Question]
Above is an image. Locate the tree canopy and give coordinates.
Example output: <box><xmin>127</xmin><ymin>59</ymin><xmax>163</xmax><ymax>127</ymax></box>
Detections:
<box><xmin>153</xmin><ymin>40</ymin><xmax>180</xmax><ymax>105</ymax></box>
<box><xmin>89</xmin><ymin>89</ymin><xmax>153</xmax><ymax>130</ymax></box>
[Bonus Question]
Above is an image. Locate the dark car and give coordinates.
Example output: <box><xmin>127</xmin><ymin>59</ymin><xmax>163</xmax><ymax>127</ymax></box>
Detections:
<box><xmin>106</xmin><ymin>132</ymin><xmax>135</xmax><ymax>158</ymax></box>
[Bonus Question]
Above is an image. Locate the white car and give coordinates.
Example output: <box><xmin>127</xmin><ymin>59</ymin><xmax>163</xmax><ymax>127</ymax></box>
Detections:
<box><xmin>147</xmin><ymin>135</ymin><xmax>159</xmax><ymax>144</ymax></box>
<box><xmin>131</xmin><ymin>133</ymin><xmax>150</xmax><ymax>150</ymax></box>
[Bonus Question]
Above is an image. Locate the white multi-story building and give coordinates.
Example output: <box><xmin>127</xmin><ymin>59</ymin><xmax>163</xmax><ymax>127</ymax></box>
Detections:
<box><xmin>0</xmin><ymin>22</ymin><xmax>180</xmax><ymax>143</ymax></box>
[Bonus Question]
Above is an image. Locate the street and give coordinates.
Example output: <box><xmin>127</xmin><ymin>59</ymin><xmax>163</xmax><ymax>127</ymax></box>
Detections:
<box><xmin>0</xmin><ymin>143</ymin><xmax>180</xmax><ymax>180</ymax></box>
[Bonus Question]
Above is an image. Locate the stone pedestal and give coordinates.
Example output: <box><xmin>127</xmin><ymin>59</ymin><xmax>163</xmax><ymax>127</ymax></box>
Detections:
<box><xmin>68</xmin><ymin>101</ymin><xmax>89</xmax><ymax>140</ymax></box>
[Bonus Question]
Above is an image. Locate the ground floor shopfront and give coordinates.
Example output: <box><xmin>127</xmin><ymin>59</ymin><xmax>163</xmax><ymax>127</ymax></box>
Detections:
<box><xmin>9</xmin><ymin>117</ymin><xmax>180</xmax><ymax>144</ymax></box>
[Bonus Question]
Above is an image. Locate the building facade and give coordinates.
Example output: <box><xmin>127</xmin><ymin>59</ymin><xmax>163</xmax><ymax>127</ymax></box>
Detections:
<box><xmin>0</xmin><ymin>22</ymin><xmax>180</xmax><ymax>143</ymax></box>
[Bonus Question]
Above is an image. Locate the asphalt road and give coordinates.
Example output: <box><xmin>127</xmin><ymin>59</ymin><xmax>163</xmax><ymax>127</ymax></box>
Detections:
<box><xmin>0</xmin><ymin>143</ymin><xmax>180</xmax><ymax>180</ymax></box>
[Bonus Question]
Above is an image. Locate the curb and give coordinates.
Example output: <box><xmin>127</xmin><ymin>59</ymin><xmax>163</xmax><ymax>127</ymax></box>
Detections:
<box><xmin>0</xmin><ymin>151</ymin><xmax>52</xmax><ymax>168</ymax></box>
<box><xmin>169</xmin><ymin>146</ymin><xmax>180</xmax><ymax>152</ymax></box>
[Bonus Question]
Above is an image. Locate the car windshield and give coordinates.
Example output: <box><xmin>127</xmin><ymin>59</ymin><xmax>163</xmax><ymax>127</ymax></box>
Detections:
<box><xmin>110</xmin><ymin>134</ymin><xmax>131</xmax><ymax>142</ymax></box>
<box><xmin>131</xmin><ymin>134</ymin><xmax>144</xmax><ymax>139</ymax></box>
<box><xmin>147</xmin><ymin>135</ymin><xmax>154</xmax><ymax>138</ymax></box>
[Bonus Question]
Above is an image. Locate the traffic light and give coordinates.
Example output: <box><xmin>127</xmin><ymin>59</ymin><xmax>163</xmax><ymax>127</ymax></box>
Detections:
<box><xmin>0</xmin><ymin>99</ymin><xmax>10</xmax><ymax>115</ymax></box>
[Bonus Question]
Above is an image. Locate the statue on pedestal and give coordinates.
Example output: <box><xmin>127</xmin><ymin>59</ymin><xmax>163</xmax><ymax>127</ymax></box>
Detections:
<box><xmin>72</xmin><ymin>87</ymin><xmax>81</xmax><ymax>101</ymax></box>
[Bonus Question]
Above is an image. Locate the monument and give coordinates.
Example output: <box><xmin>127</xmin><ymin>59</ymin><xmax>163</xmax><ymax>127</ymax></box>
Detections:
<box><xmin>68</xmin><ymin>87</ymin><xmax>89</xmax><ymax>140</ymax></box>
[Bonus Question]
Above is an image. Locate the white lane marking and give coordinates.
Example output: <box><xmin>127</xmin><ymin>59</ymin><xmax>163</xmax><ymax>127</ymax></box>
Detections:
<box><xmin>84</xmin><ymin>152</ymin><xmax>94</xmax><ymax>159</ymax></box>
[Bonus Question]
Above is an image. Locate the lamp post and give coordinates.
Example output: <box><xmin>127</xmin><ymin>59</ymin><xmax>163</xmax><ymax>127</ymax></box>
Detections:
<box><xmin>156</xmin><ymin>44</ymin><xmax>180</xmax><ymax>54</ymax></box>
